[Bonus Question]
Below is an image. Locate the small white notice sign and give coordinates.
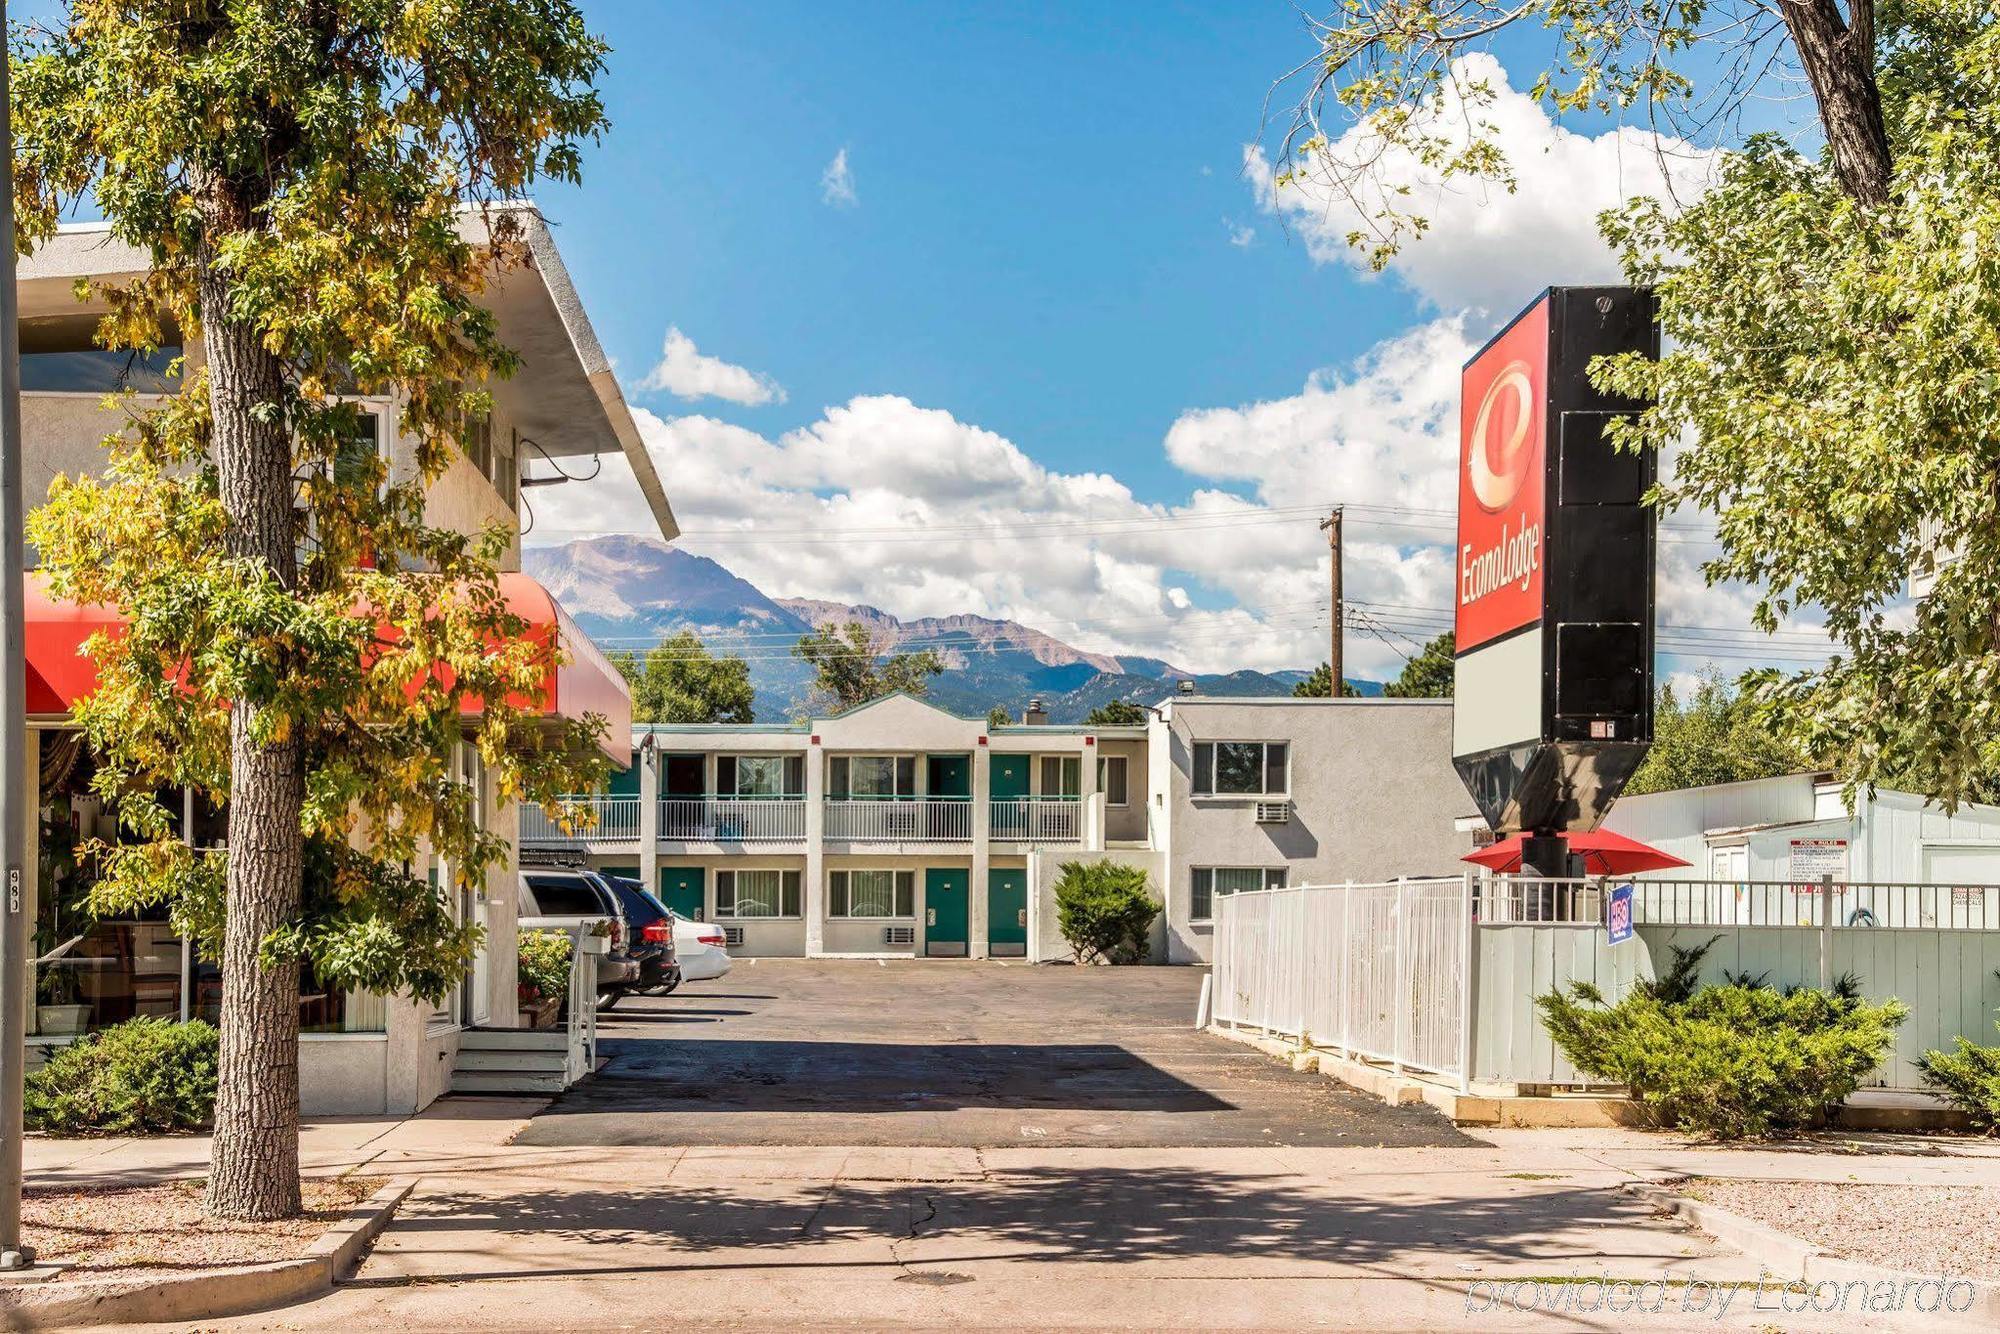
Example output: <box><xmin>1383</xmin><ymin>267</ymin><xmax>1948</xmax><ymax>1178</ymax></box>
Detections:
<box><xmin>1789</xmin><ymin>838</ymin><xmax>1848</xmax><ymax>888</ymax></box>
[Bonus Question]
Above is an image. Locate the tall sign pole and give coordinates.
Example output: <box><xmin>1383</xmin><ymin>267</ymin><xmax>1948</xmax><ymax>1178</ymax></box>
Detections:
<box><xmin>0</xmin><ymin>0</ymin><xmax>32</xmax><ymax>1270</ymax></box>
<box><xmin>1321</xmin><ymin>508</ymin><xmax>1343</xmax><ymax>695</ymax></box>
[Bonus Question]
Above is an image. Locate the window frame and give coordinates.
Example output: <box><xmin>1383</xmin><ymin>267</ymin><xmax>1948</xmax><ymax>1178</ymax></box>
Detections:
<box><xmin>833</xmin><ymin>754</ymin><xmax>916</xmax><ymax>800</ymax></box>
<box><xmin>1191</xmin><ymin>740</ymin><xmax>1290</xmax><ymax>799</ymax></box>
<box><xmin>1188</xmin><ymin>865</ymin><xmax>1288</xmax><ymax>923</ymax></box>
<box><xmin>1096</xmin><ymin>755</ymin><xmax>1130</xmax><ymax>807</ymax></box>
<box><xmin>827</xmin><ymin>868</ymin><xmax>918</xmax><ymax>919</ymax></box>
<box><xmin>714</xmin><ymin>868</ymin><xmax>804</xmax><ymax>920</ymax></box>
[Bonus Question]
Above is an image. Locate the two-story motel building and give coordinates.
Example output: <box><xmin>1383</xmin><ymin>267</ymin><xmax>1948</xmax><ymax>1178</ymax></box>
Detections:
<box><xmin>523</xmin><ymin>693</ymin><xmax>1473</xmax><ymax>965</ymax></box>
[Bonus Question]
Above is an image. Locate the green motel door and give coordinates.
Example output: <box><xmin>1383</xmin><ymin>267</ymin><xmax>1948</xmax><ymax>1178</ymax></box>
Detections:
<box><xmin>924</xmin><ymin>867</ymin><xmax>969</xmax><ymax>957</ymax></box>
<box><xmin>987</xmin><ymin>868</ymin><xmax>1027</xmax><ymax>958</ymax></box>
<box><xmin>990</xmin><ymin>754</ymin><xmax>1031</xmax><ymax>842</ymax></box>
<box><xmin>658</xmin><ymin>867</ymin><xmax>705</xmax><ymax>921</ymax></box>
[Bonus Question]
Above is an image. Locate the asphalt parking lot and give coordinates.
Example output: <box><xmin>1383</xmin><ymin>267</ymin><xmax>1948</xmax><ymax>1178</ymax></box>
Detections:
<box><xmin>513</xmin><ymin>959</ymin><xmax>1474</xmax><ymax>1149</ymax></box>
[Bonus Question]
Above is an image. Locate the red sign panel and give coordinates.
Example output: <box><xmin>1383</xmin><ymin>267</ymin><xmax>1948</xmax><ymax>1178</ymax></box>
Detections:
<box><xmin>1456</xmin><ymin>299</ymin><xmax>1549</xmax><ymax>652</ymax></box>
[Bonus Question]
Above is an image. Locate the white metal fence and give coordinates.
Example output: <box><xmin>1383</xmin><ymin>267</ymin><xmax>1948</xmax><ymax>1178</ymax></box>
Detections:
<box><xmin>989</xmin><ymin>796</ymin><xmax>1081</xmax><ymax>844</ymax></box>
<box><xmin>1211</xmin><ymin>878</ymin><xmax>1472</xmax><ymax>1085</ymax></box>
<box><xmin>659</xmin><ymin>797</ymin><xmax>807</xmax><ymax>843</ymax></box>
<box><xmin>519</xmin><ymin>795</ymin><xmax>642</xmax><ymax>845</ymax></box>
<box><xmin>823</xmin><ymin>797</ymin><xmax>972</xmax><ymax>842</ymax></box>
<box><xmin>1215</xmin><ymin>874</ymin><xmax>2000</xmax><ymax>1094</ymax></box>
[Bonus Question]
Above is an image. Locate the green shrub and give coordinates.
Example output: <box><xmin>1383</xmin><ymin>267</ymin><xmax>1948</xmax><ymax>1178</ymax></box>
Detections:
<box><xmin>1919</xmin><ymin>1030</ymin><xmax>2000</xmax><ymax>1129</ymax></box>
<box><xmin>26</xmin><ymin>1017</ymin><xmax>219</xmax><ymax>1135</ymax></box>
<box><xmin>1537</xmin><ymin>951</ymin><xmax>1906</xmax><ymax>1140</ymax></box>
<box><xmin>1054</xmin><ymin>859</ymin><xmax>1159</xmax><ymax>963</ymax></box>
<box><xmin>518</xmin><ymin>928</ymin><xmax>573</xmax><ymax>1002</ymax></box>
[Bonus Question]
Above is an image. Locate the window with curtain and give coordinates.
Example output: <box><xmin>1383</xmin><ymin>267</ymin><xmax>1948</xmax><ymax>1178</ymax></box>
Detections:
<box><xmin>716</xmin><ymin>869</ymin><xmax>803</xmax><ymax>918</ymax></box>
<box><xmin>1097</xmin><ymin>755</ymin><xmax>1129</xmax><ymax>806</ymax></box>
<box><xmin>1039</xmin><ymin>755</ymin><xmax>1081</xmax><ymax>797</ymax></box>
<box><xmin>828</xmin><ymin>869</ymin><xmax>916</xmax><ymax>918</ymax></box>
<box><xmin>1191</xmin><ymin>741</ymin><xmax>1289</xmax><ymax>797</ymax></box>
<box><xmin>839</xmin><ymin>755</ymin><xmax>913</xmax><ymax>798</ymax></box>
<box><xmin>1189</xmin><ymin>866</ymin><xmax>1287</xmax><ymax>922</ymax></box>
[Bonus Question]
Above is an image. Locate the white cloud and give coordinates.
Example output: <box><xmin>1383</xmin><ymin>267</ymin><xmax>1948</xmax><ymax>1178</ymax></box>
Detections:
<box><xmin>820</xmin><ymin>147</ymin><xmax>857</xmax><ymax>207</ymax></box>
<box><xmin>635</xmin><ymin>328</ymin><xmax>786</xmax><ymax>406</ymax></box>
<box><xmin>1225</xmin><ymin>220</ymin><xmax>1255</xmax><ymax>248</ymax></box>
<box><xmin>1247</xmin><ymin>53</ymin><xmax>1718</xmax><ymax>317</ymax></box>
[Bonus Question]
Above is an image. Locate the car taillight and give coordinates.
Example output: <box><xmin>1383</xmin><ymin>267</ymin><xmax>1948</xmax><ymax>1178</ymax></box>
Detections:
<box><xmin>697</xmin><ymin>931</ymin><xmax>726</xmax><ymax>948</ymax></box>
<box><xmin>642</xmin><ymin>921</ymin><xmax>671</xmax><ymax>944</ymax></box>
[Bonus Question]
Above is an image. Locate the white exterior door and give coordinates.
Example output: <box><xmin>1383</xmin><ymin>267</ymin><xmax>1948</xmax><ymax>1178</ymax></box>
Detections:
<box><xmin>1707</xmin><ymin>843</ymin><xmax>1748</xmax><ymax>922</ymax></box>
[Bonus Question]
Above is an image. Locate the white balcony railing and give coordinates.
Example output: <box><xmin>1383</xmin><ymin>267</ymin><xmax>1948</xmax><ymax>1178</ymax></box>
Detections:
<box><xmin>989</xmin><ymin>796</ymin><xmax>1082</xmax><ymax>844</ymax></box>
<box><xmin>824</xmin><ymin>798</ymin><xmax>972</xmax><ymax>843</ymax></box>
<box><xmin>660</xmin><ymin>797</ymin><xmax>807</xmax><ymax>843</ymax></box>
<box><xmin>518</xmin><ymin>795</ymin><xmax>642</xmax><ymax>845</ymax></box>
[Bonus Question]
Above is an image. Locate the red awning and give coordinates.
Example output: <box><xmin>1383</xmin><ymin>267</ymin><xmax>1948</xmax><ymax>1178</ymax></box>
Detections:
<box><xmin>22</xmin><ymin>571</ymin><xmax>630</xmax><ymax>767</ymax></box>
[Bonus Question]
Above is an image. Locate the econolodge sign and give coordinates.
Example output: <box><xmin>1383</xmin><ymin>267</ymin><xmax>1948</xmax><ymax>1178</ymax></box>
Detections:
<box><xmin>1456</xmin><ymin>299</ymin><xmax>1548</xmax><ymax>654</ymax></box>
<box><xmin>1452</xmin><ymin>286</ymin><xmax>1660</xmax><ymax>839</ymax></box>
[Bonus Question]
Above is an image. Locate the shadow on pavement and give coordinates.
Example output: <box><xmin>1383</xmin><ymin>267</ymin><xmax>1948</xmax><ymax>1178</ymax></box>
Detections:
<box><xmin>348</xmin><ymin>1165</ymin><xmax>1688</xmax><ymax>1283</ymax></box>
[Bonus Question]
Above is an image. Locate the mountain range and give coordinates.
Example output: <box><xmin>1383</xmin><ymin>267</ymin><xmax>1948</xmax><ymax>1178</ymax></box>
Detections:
<box><xmin>523</xmin><ymin>535</ymin><xmax>1373</xmax><ymax>723</ymax></box>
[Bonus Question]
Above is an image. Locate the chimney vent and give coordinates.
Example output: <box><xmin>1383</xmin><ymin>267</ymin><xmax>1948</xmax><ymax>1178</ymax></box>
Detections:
<box><xmin>1023</xmin><ymin>698</ymin><xmax>1049</xmax><ymax>726</ymax></box>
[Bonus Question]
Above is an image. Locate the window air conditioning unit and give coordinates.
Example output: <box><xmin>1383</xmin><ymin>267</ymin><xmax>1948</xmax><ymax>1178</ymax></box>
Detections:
<box><xmin>722</xmin><ymin>926</ymin><xmax>745</xmax><ymax>948</ymax></box>
<box><xmin>1255</xmin><ymin>801</ymin><xmax>1293</xmax><ymax>825</ymax></box>
<box><xmin>884</xmin><ymin>925</ymin><xmax>916</xmax><ymax>946</ymax></box>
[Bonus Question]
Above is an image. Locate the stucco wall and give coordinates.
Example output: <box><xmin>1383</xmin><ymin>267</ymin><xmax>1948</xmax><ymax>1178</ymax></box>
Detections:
<box><xmin>1097</xmin><ymin>737</ymin><xmax>1150</xmax><ymax>844</ymax></box>
<box><xmin>1158</xmin><ymin>699</ymin><xmax>1470</xmax><ymax>964</ymax></box>
<box><xmin>1026</xmin><ymin>847</ymin><xmax>1167</xmax><ymax>963</ymax></box>
<box><xmin>23</xmin><ymin>392</ymin><xmax>147</xmax><ymax>509</ymax></box>
<box><xmin>299</xmin><ymin>1036</ymin><xmax>391</xmax><ymax>1115</ymax></box>
<box><xmin>420</xmin><ymin>440</ymin><xmax>521</xmax><ymax>571</ymax></box>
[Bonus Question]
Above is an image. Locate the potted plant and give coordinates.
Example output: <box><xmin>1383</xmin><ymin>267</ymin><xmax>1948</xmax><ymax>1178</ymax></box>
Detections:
<box><xmin>516</xmin><ymin>929</ymin><xmax>572</xmax><ymax>1030</ymax></box>
<box><xmin>35</xmin><ymin>967</ymin><xmax>91</xmax><ymax>1036</ymax></box>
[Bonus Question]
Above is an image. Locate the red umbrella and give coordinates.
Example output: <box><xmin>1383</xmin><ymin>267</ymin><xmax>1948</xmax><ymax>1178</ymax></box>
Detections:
<box><xmin>1462</xmin><ymin>829</ymin><xmax>1690</xmax><ymax>876</ymax></box>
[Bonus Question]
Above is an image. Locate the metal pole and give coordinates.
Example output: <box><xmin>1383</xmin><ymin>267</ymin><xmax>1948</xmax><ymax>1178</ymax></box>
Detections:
<box><xmin>1819</xmin><ymin>872</ymin><xmax>1834</xmax><ymax>991</ymax></box>
<box><xmin>0</xmin><ymin>0</ymin><xmax>32</xmax><ymax>1268</ymax></box>
<box><xmin>1320</xmin><ymin>509</ymin><xmax>1343</xmax><ymax>693</ymax></box>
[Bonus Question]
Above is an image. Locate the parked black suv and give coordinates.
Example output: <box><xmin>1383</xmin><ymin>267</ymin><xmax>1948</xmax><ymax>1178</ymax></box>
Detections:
<box><xmin>516</xmin><ymin>868</ymin><xmax>677</xmax><ymax>1010</ymax></box>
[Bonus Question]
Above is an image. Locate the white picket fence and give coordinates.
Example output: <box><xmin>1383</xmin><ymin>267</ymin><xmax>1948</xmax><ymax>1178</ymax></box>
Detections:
<box><xmin>1210</xmin><ymin>878</ymin><xmax>1473</xmax><ymax>1086</ymax></box>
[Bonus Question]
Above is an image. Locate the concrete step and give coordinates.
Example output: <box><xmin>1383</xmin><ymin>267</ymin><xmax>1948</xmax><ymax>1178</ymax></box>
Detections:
<box><xmin>457</xmin><ymin>1027</ymin><xmax>568</xmax><ymax>1052</ymax></box>
<box><xmin>454</xmin><ymin>1049</ymin><xmax>568</xmax><ymax>1074</ymax></box>
<box><xmin>450</xmin><ymin>1069</ymin><xmax>568</xmax><ymax>1095</ymax></box>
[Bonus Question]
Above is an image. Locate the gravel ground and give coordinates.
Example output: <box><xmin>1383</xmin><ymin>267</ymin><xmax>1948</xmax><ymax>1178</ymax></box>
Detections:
<box><xmin>24</xmin><ymin>1176</ymin><xmax>379</xmax><ymax>1278</ymax></box>
<box><xmin>1684</xmin><ymin>1178</ymin><xmax>2000</xmax><ymax>1280</ymax></box>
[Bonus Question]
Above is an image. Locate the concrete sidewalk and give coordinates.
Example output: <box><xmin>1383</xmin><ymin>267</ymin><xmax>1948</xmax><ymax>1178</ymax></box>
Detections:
<box><xmin>71</xmin><ymin>1114</ymin><xmax>2000</xmax><ymax>1332</ymax></box>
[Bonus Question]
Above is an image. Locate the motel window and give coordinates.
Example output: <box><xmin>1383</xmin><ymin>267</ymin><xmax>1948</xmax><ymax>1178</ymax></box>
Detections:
<box><xmin>716</xmin><ymin>754</ymin><xmax>804</xmax><ymax>798</ymax></box>
<box><xmin>831</xmin><ymin>755</ymin><xmax>915</xmax><ymax>799</ymax></box>
<box><xmin>828</xmin><ymin>869</ymin><xmax>916</xmax><ymax>919</ymax></box>
<box><xmin>1039</xmin><ymin>755</ymin><xmax>1081</xmax><ymax>799</ymax></box>
<box><xmin>716</xmin><ymin>869</ymin><xmax>802</xmax><ymax>919</ymax></box>
<box><xmin>1189</xmin><ymin>866</ymin><xmax>1287</xmax><ymax>923</ymax></box>
<box><xmin>1097</xmin><ymin>755</ymin><xmax>1129</xmax><ymax>807</ymax></box>
<box><xmin>1191</xmin><ymin>741</ymin><xmax>1288</xmax><ymax>798</ymax></box>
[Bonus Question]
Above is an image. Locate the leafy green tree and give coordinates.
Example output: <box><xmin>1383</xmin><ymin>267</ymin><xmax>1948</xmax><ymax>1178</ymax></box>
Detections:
<box><xmin>1275</xmin><ymin>1</ymin><xmax>2000</xmax><ymax>805</ymax></box>
<box><xmin>987</xmin><ymin>705</ymin><xmax>1013</xmax><ymax>728</ymax></box>
<box><xmin>16</xmin><ymin>0</ymin><xmax>611</xmax><ymax>1219</ymax></box>
<box><xmin>1382</xmin><ymin>632</ymin><xmax>1454</xmax><ymax>698</ymax></box>
<box><xmin>1084</xmin><ymin>700</ymin><xmax>1147</xmax><ymax>726</ymax></box>
<box><xmin>612</xmin><ymin>633</ymin><xmax>754</xmax><ymax>725</ymax></box>
<box><xmin>1292</xmin><ymin>662</ymin><xmax>1360</xmax><ymax>698</ymax></box>
<box><xmin>792</xmin><ymin>621</ymin><xmax>944</xmax><ymax>712</ymax></box>
<box><xmin>1625</xmin><ymin>675</ymin><xmax>1807</xmax><ymax>797</ymax></box>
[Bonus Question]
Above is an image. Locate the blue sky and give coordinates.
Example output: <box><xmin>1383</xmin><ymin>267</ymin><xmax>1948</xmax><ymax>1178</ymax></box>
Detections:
<box><xmin>520</xmin><ymin>1</ymin><xmax>1821</xmax><ymax>683</ymax></box>
<box><xmin>541</xmin><ymin>1</ymin><xmax>1428</xmax><ymax>501</ymax></box>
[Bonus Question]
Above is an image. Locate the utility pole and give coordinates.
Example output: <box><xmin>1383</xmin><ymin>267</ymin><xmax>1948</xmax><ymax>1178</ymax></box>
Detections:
<box><xmin>1320</xmin><ymin>508</ymin><xmax>1343</xmax><ymax>697</ymax></box>
<box><xmin>0</xmin><ymin>0</ymin><xmax>32</xmax><ymax>1271</ymax></box>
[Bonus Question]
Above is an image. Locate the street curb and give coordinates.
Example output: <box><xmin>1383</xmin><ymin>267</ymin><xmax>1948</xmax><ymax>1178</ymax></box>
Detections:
<box><xmin>1623</xmin><ymin>1179</ymin><xmax>2000</xmax><ymax>1325</ymax></box>
<box><xmin>0</xmin><ymin>1176</ymin><xmax>413</xmax><ymax>1330</ymax></box>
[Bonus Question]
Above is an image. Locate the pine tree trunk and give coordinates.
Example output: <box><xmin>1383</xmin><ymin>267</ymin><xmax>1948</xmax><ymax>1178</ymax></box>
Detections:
<box><xmin>196</xmin><ymin>176</ymin><xmax>307</xmax><ymax>1222</ymax></box>
<box><xmin>1781</xmin><ymin>0</ymin><xmax>1893</xmax><ymax>209</ymax></box>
